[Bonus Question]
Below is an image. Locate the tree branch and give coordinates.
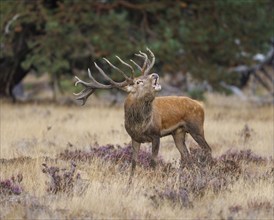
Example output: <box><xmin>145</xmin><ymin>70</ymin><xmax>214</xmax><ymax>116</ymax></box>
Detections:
<box><xmin>5</xmin><ymin>14</ymin><xmax>20</xmax><ymax>35</ymax></box>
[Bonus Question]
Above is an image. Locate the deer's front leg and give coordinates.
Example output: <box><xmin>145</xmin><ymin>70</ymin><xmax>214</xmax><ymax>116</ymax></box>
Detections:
<box><xmin>150</xmin><ymin>137</ymin><xmax>160</xmax><ymax>169</ymax></box>
<box><xmin>130</xmin><ymin>139</ymin><xmax>141</xmax><ymax>178</ymax></box>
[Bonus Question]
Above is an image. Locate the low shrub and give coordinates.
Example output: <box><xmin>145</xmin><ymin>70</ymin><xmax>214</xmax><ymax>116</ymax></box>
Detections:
<box><xmin>59</xmin><ymin>144</ymin><xmax>166</xmax><ymax>169</ymax></box>
<box><xmin>0</xmin><ymin>174</ymin><xmax>23</xmax><ymax>196</ymax></box>
<box><xmin>42</xmin><ymin>162</ymin><xmax>80</xmax><ymax>194</ymax></box>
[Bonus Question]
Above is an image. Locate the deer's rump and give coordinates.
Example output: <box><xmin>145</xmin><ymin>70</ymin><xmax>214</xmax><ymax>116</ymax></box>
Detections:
<box><xmin>153</xmin><ymin>96</ymin><xmax>205</xmax><ymax>136</ymax></box>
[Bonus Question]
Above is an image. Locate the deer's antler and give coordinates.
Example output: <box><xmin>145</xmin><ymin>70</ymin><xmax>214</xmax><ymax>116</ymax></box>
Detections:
<box><xmin>74</xmin><ymin>48</ymin><xmax>156</xmax><ymax>105</ymax></box>
<box><xmin>74</xmin><ymin>58</ymin><xmax>134</xmax><ymax>105</ymax></box>
<box><xmin>131</xmin><ymin>47</ymin><xmax>155</xmax><ymax>76</ymax></box>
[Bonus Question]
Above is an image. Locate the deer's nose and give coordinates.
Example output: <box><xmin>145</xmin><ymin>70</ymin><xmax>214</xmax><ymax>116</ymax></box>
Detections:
<box><xmin>151</xmin><ymin>73</ymin><xmax>159</xmax><ymax>79</ymax></box>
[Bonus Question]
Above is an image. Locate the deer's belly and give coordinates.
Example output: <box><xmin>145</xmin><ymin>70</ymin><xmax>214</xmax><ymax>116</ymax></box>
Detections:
<box><xmin>160</xmin><ymin>121</ymin><xmax>187</xmax><ymax>136</ymax></box>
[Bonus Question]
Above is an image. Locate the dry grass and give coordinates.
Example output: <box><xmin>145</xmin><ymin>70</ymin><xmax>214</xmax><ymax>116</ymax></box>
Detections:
<box><xmin>0</xmin><ymin>94</ymin><xmax>273</xmax><ymax>219</ymax></box>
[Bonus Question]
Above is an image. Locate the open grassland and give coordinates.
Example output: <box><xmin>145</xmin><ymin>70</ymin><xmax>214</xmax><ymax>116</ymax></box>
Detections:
<box><xmin>0</xmin><ymin>94</ymin><xmax>273</xmax><ymax>219</ymax></box>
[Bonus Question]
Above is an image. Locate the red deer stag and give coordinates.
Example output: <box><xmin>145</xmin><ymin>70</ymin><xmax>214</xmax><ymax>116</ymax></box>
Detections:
<box><xmin>74</xmin><ymin>48</ymin><xmax>212</xmax><ymax>176</ymax></box>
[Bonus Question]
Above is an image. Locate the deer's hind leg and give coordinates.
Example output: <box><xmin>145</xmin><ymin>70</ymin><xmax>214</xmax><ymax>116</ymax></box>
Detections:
<box><xmin>191</xmin><ymin>133</ymin><xmax>211</xmax><ymax>154</ymax></box>
<box><xmin>187</xmin><ymin>124</ymin><xmax>212</xmax><ymax>164</ymax></box>
<box><xmin>185</xmin><ymin>122</ymin><xmax>211</xmax><ymax>153</ymax></box>
<box><xmin>172</xmin><ymin>129</ymin><xmax>190</xmax><ymax>168</ymax></box>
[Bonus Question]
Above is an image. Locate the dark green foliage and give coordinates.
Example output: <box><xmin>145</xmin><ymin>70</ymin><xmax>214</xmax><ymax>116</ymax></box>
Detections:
<box><xmin>187</xmin><ymin>88</ymin><xmax>205</xmax><ymax>101</ymax></box>
<box><xmin>1</xmin><ymin>0</ymin><xmax>273</xmax><ymax>91</ymax></box>
<box><xmin>182</xmin><ymin>0</ymin><xmax>273</xmax><ymax>87</ymax></box>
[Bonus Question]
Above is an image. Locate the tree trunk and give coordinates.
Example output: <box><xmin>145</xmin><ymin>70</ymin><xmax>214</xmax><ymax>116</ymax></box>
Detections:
<box><xmin>0</xmin><ymin>57</ymin><xmax>30</xmax><ymax>99</ymax></box>
<box><xmin>0</xmin><ymin>24</ymin><xmax>33</xmax><ymax>100</ymax></box>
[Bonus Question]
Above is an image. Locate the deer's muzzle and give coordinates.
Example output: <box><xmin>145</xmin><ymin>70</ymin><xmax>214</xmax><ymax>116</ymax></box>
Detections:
<box><xmin>151</xmin><ymin>73</ymin><xmax>161</xmax><ymax>91</ymax></box>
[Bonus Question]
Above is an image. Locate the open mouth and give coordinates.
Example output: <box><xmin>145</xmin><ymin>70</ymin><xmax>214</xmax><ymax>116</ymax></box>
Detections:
<box><xmin>152</xmin><ymin>77</ymin><xmax>161</xmax><ymax>91</ymax></box>
<box><xmin>153</xmin><ymin>77</ymin><xmax>158</xmax><ymax>86</ymax></box>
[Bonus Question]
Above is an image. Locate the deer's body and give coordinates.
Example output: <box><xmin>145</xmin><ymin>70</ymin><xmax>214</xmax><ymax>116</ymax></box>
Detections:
<box><xmin>125</xmin><ymin>96</ymin><xmax>205</xmax><ymax>142</ymax></box>
<box><xmin>74</xmin><ymin>48</ymin><xmax>212</xmax><ymax>179</ymax></box>
<box><xmin>125</xmin><ymin>92</ymin><xmax>211</xmax><ymax>173</ymax></box>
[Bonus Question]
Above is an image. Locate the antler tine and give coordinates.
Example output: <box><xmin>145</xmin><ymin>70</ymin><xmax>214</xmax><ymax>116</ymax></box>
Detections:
<box><xmin>103</xmin><ymin>58</ymin><xmax>131</xmax><ymax>81</ymax></box>
<box><xmin>143</xmin><ymin>47</ymin><xmax>155</xmax><ymax>75</ymax></box>
<box><xmin>86</xmin><ymin>68</ymin><xmax>113</xmax><ymax>88</ymax></box>
<box><xmin>95</xmin><ymin>62</ymin><xmax>132</xmax><ymax>87</ymax></box>
<box><xmin>74</xmin><ymin>70</ymin><xmax>112</xmax><ymax>105</ymax></box>
<box><xmin>73</xmin><ymin>80</ymin><xmax>95</xmax><ymax>105</ymax></box>
<box><xmin>130</xmin><ymin>50</ymin><xmax>149</xmax><ymax>72</ymax></box>
<box><xmin>115</xmin><ymin>56</ymin><xmax>135</xmax><ymax>79</ymax></box>
<box><xmin>94</xmin><ymin>62</ymin><xmax>119</xmax><ymax>85</ymax></box>
<box><xmin>137</xmin><ymin>51</ymin><xmax>149</xmax><ymax>74</ymax></box>
<box><xmin>74</xmin><ymin>73</ymin><xmax>106</xmax><ymax>89</ymax></box>
<box><xmin>74</xmin><ymin>86</ymin><xmax>95</xmax><ymax>105</ymax></box>
<box><xmin>73</xmin><ymin>76</ymin><xmax>89</xmax><ymax>96</ymax></box>
<box><xmin>130</xmin><ymin>59</ymin><xmax>142</xmax><ymax>71</ymax></box>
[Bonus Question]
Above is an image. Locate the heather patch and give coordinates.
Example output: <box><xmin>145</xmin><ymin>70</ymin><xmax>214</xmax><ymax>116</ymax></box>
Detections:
<box><xmin>218</xmin><ymin>149</ymin><xmax>268</xmax><ymax>165</ymax></box>
<box><xmin>59</xmin><ymin>144</ymin><xmax>166</xmax><ymax>169</ymax></box>
<box><xmin>42</xmin><ymin>162</ymin><xmax>87</xmax><ymax>195</ymax></box>
<box><xmin>0</xmin><ymin>174</ymin><xmax>23</xmax><ymax>196</ymax></box>
<box><xmin>147</xmin><ymin>147</ymin><xmax>273</xmax><ymax>208</ymax></box>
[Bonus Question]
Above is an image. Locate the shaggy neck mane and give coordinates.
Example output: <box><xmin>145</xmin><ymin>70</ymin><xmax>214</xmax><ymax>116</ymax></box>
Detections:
<box><xmin>125</xmin><ymin>94</ymin><xmax>155</xmax><ymax>125</ymax></box>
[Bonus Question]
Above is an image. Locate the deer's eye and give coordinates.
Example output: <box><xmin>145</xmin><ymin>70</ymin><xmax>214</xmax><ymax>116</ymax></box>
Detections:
<box><xmin>136</xmin><ymin>80</ymin><xmax>143</xmax><ymax>85</ymax></box>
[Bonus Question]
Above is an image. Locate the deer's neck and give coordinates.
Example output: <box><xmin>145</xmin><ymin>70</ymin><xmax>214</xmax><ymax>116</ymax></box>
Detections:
<box><xmin>124</xmin><ymin>94</ymin><xmax>154</xmax><ymax>130</ymax></box>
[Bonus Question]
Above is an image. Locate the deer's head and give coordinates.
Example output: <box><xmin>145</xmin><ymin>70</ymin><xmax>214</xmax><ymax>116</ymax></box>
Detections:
<box><xmin>74</xmin><ymin>48</ymin><xmax>161</xmax><ymax>104</ymax></box>
<box><xmin>126</xmin><ymin>73</ymin><xmax>161</xmax><ymax>100</ymax></box>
